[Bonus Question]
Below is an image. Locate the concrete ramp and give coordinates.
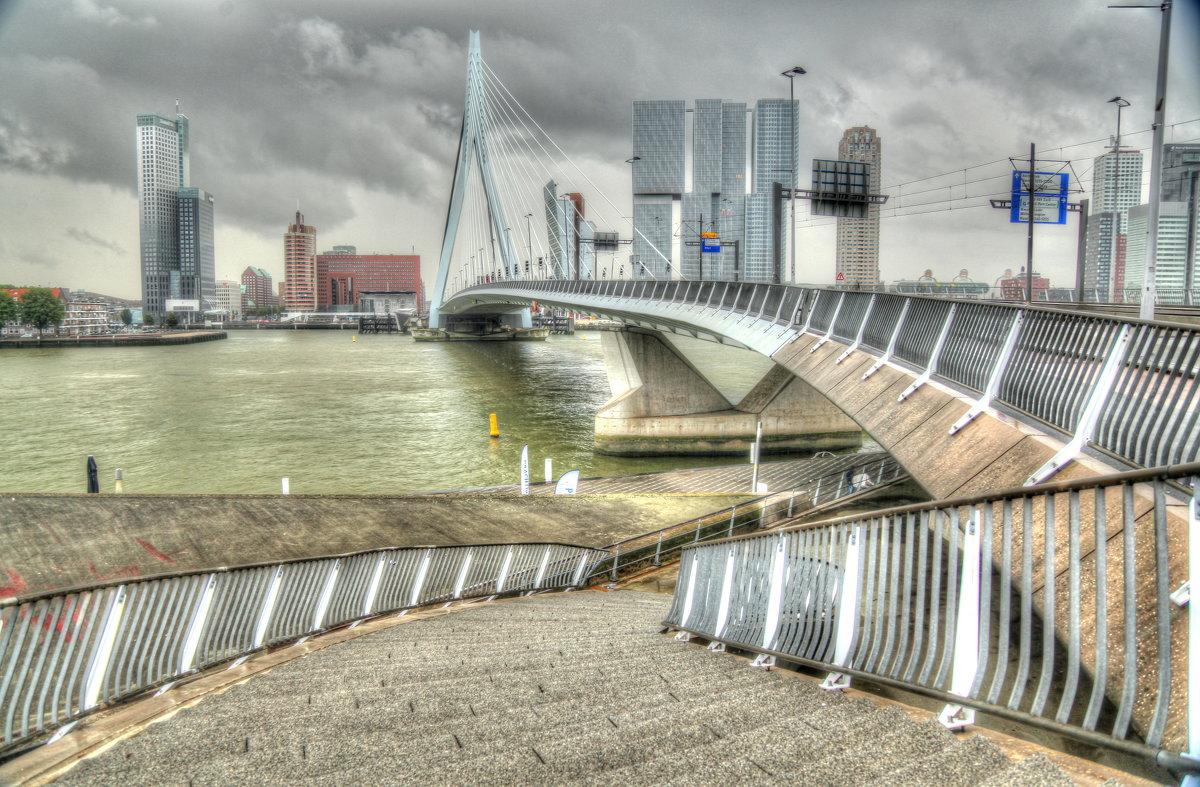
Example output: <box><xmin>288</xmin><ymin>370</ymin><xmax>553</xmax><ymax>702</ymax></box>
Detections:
<box><xmin>0</xmin><ymin>493</ymin><xmax>750</xmax><ymax>596</ymax></box>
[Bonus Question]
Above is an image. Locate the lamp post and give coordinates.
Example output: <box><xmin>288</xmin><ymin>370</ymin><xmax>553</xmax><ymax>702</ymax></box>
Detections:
<box><xmin>781</xmin><ymin>66</ymin><xmax>806</xmax><ymax>285</ymax></box>
<box><xmin>626</xmin><ymin>157</ymin><xmax>641</xmax><ymax>281</ymax></box>
<box><xmin>524</xmin><ymin>212</ymin><xmax>533</xmax><ymax>279</ymax></box>
<box><xmin>1107</xmin><ymin>97</ymin><xmax>1130</xmax><ymax>303</ymax></box>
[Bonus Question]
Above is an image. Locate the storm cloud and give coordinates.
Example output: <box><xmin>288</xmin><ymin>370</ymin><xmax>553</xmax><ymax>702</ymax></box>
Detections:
<box><xmin>0</xmin><ymin>0</ymin><xmax>1196</xmax><ymax>297</ymax></box>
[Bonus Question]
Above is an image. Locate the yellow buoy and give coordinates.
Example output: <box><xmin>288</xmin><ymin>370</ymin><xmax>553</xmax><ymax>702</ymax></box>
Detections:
<box><xmin>489</xmin><ymin>412</ymin><xmax>500</xmax><ymax>438</ymax></box>
<box><xmin>352</xmin><ymin>336</ymin><xmax>357</xmax><ymax>342</ymax></box>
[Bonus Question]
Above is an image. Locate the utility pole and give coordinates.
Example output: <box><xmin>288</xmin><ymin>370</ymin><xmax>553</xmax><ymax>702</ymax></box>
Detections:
<box><xmin>1026</xmin><ymin>143</ymin><xmax>1035</xmax><ymax>304</ymax></box>
<box><xmin>1142</xmin><ymin>0</ymin><xmax>1172</xmax><ymax>318</ymax></box>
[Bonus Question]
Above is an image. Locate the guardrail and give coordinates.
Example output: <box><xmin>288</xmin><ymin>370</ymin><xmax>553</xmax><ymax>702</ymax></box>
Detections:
<box><xmin>589</xmin><ymin>454</ymin><xmax>908</xmax><ymax>583</ymax></box>
<box><xmin>0</xmin><ymin>542</ymin><xmax>608</xmax><ymax>754</ymax></box>
<box><xmin>456</xmin><ymin>280</ymin><xmax>1200</xmax><ymax>478</ymax></box>
<box><xmin>663</xmin><ymin>462</ymin><xmax>1200</xmax><ymax>774</ymax></box>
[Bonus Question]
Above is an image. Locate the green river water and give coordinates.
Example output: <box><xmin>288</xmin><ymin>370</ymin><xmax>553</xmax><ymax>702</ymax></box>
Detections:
<box><xmin>0</xmin><ymin>330</ymin><xmax>790</xmax><ymax>495</ymax></box>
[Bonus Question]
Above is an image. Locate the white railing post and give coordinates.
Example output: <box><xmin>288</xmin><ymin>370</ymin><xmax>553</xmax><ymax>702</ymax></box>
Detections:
<box><xmin>495</xmin><ymin>545</ymin><xmax>515</xmax><ymax>594</ymax></box>
<box><xmin>708</xmin><ymin>545</ymin><xmax>738</xmax><ymax>653</ymax></box>
<box><xmin>178</xmin><ymin>574</ymin><xmax>217</xmax><ymax>674</ymax></box>
<box><xmin>310</xmin><ymin>560</ymin><xmax>341</xmax><ymax>632</ymax></box>
<box><xmin>570</xmin><ymin>551</ymin><xmax>590</xmax><ymax>587</ymax></box>
<box><xmin>252</xmin><ymin>566</ymin><xmax>284</xmax><ymax>648</ymax></box>
<box><xmin>675</xmin><ymin>552</ymin><xmax>699</xmax><ymax>641</ymax></box>
<box><xmin>1187</xmin><ymin>478</ymin><xmax>1200</xmax><ymax>784</ymax></box>
<box><xmin>531</xmin><ymin>546</ymin><xmax>551</xmax><ymax>590</ymax></box>
<box><xmin>1025</xmin><ymin>325</ymin><xmax>1132</xmax><ymax>485</ymax></box>
<box><xmin>82</xmin><ymin>585</ymin><xmax>127</xmax><ymax>710</ymax></box>
<box><xmin>408</xmin><ymin>549</ymin><xmax>432</xmax><ymax>607</ymax></box>
<box><xmin>863</xmin><ymin>298</ymin><xmax>912</xmax><ymax>380</ymax></box>
<box><xmin>810</xmin><ymin>293</ymin><xmax>846</xmax><ymax>353</ymax></box>
<box><xmin>360</xmin><ymin>553</ymin><xmax>387</xmax><ymax>617</ymax></box>
<box><xmin>751</xmin><ymin>533</ymin><xmax>790</xmax><ymax>669</ymax></box>
<box><xmin>949</xmin><ymin>312</ymin><xmax>1024</xmax><ymax>435</ymax></box>
<box><xmin>798</xmin><ymin>290</ymin><xmax>820</xmax><ymax>334</ymax></box>
<box><xmin>898</xmin><ymin>304</ymin><xmax>958</xmax><ymax>401</ymax></box>
<box><xmin>821</xmin><ymin>526</ymin><xmax>863</xmax><ymax>690</ymax></box>
<box><xmin>452</xmin><ymin>549</ymin><xmax>474</xmax><ymax>599</ymax></box>
<box><xmin>836</xmin><ymin>295</ymin><xmax>876</xmax><ymax>363</ymax></box>
<box><xmin>939</xmin><ymin>513</ymin><xmax>983</xmax><ymax>729</ymax></box>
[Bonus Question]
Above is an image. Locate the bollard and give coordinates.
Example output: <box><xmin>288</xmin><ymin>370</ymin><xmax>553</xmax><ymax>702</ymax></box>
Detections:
<box><xmin>489</xmin><ymin>413</ymin><xmax>500</xmax><ymax>438</ymax></box>
<box><xmin>114</xmin><ymin>468</ymin><xmax>124</xmax><ymax>494</ymax></box>
<box><xmin>282</xmin><ymin>477</ymin><xmax>290</xmax><ymax>495</ymax></box>
<box><xmin>86</xmin><ymin>455</ymin><xmax>99</xmax><ymax>494</ymax></box>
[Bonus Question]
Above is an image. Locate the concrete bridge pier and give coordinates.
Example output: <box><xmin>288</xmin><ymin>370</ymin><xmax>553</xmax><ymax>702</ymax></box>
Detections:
<box><xmin>594</xmin><ymin>328</ymin><xmax>863</xmax><ymax>457</ymax></box>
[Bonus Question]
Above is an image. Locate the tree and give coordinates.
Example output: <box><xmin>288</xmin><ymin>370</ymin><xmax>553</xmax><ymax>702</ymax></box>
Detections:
<box><xmin>144</xmin><ymin>313</ymin><xmax>155</xmax><ymax>326</ymax></box>
<box><xmin>119</xmin><ymin>308</ymin><xmax>133</xmax><ymax>327</ymax></box>
<box><xmin>0</xmin><ymin>291</ymin><xmax>17</xmax><ymax>326</ymax></box>
<box><xmin>17</xmin><ymin>288</ymin><xmax>65</xmax><ymax>337</ymax></box>
<box><xmin>164</xmin><ymin>311</ymin><xmax>180</xmax><ymax>328</ymax></box>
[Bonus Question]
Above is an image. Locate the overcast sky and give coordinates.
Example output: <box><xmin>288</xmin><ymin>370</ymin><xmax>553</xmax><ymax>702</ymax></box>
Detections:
<box><xmin>0</xmin><ymin>0</ymin><xmax>1197</xmax><ymax>300</ymax></box>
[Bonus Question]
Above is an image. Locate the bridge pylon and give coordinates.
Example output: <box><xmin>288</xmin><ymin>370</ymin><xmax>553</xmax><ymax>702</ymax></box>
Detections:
<box><xmin>426</xmin><ymin>31</ymin><xmax>531</xmax><ymax>336</ymax></box>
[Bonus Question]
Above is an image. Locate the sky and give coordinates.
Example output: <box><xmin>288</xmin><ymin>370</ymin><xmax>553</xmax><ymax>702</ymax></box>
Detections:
<box><xmin>0</xmin><ymin>0</ymin><xmax>1197</xmax><ymax>301</ymax></box>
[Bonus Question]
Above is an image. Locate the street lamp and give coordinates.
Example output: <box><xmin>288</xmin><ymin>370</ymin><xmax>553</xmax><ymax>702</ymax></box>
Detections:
<box><xmin>781</xmin><ymin>66</ymin><xmax>806</xmax><ymax>284</ymax></box>
<box><xmin>1107</xmin><ymin>96</ymin><xmax>1130</xmax><ymax>150</ymax></box>
<box><xmin>523</xmin><ymin>213</ymin><xmax>533</xmax><ymax>279</ymax></box>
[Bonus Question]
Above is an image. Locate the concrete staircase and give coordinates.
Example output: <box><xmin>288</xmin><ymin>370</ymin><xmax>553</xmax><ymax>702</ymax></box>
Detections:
<box><xmin>55</xmin><ymin>591</ymin><xmax>1076</xmax><ymax>786</ymax></box>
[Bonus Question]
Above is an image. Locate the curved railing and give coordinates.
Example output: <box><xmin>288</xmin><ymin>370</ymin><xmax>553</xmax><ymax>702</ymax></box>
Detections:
<box><xmin>589</xmin><ymin>454</ymin><xmax>908</xmax><ymax>583</ymax></box>
<box><xmin>0</xmin><ymin>542</ymin><xmax>608</xmax><ymax>754</ymax></box>
<box><xmin>452</xmin><ymin>280</ymin><xmax>1200</xmax><ymax>476</ymax></box>
<box><xmin>664</xmin><ymin>462</ymin><xmax>1200</xmax><ymax>775</ymax></box>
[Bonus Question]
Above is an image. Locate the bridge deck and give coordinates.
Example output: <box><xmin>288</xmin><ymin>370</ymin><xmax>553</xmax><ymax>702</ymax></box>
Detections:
<box><xmin>41</xmin><ymin>591</ymin><xmax>1084</xmax><ymax>786</ymax></box>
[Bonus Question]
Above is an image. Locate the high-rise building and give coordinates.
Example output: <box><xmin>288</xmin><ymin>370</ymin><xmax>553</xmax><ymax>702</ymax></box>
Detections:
<box><xmin>1125</xmin><ymin>202</ymin><xmax>1192</xmax><ymax>302</ymax></box>
<box><xmin>240</xmin><ymin>266</ymin><xmax>276</xmax><ymax>310</ymax></box>
<box><xmin>1083</xmin><ymin>148</ymin><xmax>1143</xmax><ymax>301</ymax></box>
<box><xmin>136</xmin><ymin>109</ymin><xmax>216</xmax><ymax>316</ymax></box>
<box><xmin>283</xmin><ymin>211</ymin><xmax>317</xmax><ymax>311</ymax></box>
<box><xmin>178</xmin><ymin>188</ymin><xmax>215</xmax><ymax>310</ymax></box>
<box><xmin>630</xmin><ymin>98</ymin><xmax>791</xmax><ymax>283</ymax></box>
<box><xmin>1162</xmin><ymin>144</ymin><xmax>1200</xmax><ymax>286</ymax></box>
<box><xmin>835</xmin><ymin>127</ymin><xmax>882</xmax><ymax>286</ymax></box>
<box><xmin>213</xmin><ymin>280</ymin><xmax>242</xmax><ymax>320</ymax></box>
<box><xmin>630</xmin><ymin>100</ymin><xmax>684</xmax><ymax>280</ymax></box>
<box><xmin>315</xmin><ymin>250</ymin><xmax>423</xmax><ymax>310</ymax></box>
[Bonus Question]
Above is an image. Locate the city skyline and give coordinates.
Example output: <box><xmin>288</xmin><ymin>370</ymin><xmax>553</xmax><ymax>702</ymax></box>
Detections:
<box><xmin>1</xmin><ymin>0</ymin><xmax>1199</xmax><ymax>299</ymax></box>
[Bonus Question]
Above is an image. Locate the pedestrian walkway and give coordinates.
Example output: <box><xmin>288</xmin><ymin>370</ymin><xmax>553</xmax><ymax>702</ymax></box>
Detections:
<box><xmin>476</xmin><ymin>452</ymin><xmax>885</xmax><ymax>496</ymax></box>
<box><xmin>48</xmin><ymin>591</ymin><xmax>1083</xmax><ymax>786</ymax></box>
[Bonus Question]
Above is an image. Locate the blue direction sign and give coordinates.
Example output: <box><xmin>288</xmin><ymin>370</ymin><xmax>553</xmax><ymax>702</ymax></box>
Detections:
<box><xmin>1010</xmin><ymin>171</ymin><xmax>1068</xmax><ymax>224</ymax></box>
<box><xmin>701</xmin><ymin>232</ymin><xmax>720</xmax><ymax>253</ymax></box>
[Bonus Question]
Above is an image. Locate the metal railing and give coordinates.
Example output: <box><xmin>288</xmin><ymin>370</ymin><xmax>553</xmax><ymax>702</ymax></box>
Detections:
<box><xmin>0</xmin><ymin>542</ymin><xmax>608</xmax><ymax>753</ymax></box>
<box><xmin>664</xmin><ymin>462</ymin><xmax>1200</xmax><ymax>773</ymax></box>
<box><xmin>589</xmin><ymin>454</ymin><xmax>908</xmax><ymax>583</ymax></box>
<box><xmin>455</xmin><ymin>280</ymin><xmax>1200</xmax><ymax>477</ymax></box>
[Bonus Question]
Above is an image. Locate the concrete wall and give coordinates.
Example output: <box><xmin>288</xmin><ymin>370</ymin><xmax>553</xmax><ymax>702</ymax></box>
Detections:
<box><xmin>0</xmin><ymin>493</ymin><xmax>752</xmax><ymax>597</ymax></box>
<box><xmin>595</xmin><ymin>328</ymin><xmax>862</xmax><ymax>455</ymax></box>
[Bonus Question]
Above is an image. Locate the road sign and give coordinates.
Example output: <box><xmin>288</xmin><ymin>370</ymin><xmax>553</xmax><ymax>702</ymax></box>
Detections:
<box><xmin>835</xmin><ymin>272</ymin><xmax>845</xmax><ymax>282</ymax></box>
<box><xmin>1010</xmin><ymin>171</ymin><xmax>1068</xmax><ymax>224</ymax></box>
<box><xmin>701</xmin><ymin>232</ymin><xmax>720</xmax><ymax>253</ymax></box>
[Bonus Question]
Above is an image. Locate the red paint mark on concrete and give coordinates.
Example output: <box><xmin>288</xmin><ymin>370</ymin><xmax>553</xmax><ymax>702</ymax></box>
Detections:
<box><xmin>135</xmin><ymin>538</ymin><xmax>176</xmax><ymax>564</ymax></box>
<box><xmin>0</xmin><ymin>568</ymin><xmax>27</xmax><ymax>599</ymax></box>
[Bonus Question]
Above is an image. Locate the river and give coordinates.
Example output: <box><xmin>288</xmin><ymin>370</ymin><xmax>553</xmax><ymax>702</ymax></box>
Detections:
<box><xmin>1</xmin><ymin>329</ymin><xmax>833</xmax><ymax>495</ymax></box>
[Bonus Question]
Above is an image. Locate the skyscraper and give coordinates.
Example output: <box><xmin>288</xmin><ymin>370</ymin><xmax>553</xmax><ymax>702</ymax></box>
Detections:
<box><xmin>630</xmin><ymin>98</ymin><xmax>789</xmax><ymax>283</ymax></box>
<box><xmin>835</xmin><ymin>127</ymin><xmax>882</xmax><ymax>286</ymax></box>
<box><xmin>631</xmin><ymin>100</ymin><xmax>684</xmax><ymax>279</ymax></box>
<box><xmin>1083</xmin><ymin>148</ymin><xmax>1143</xmax><ymax>301</ymax></box>
<box><xmin>1162</xmin><ymin>144</ymin><xmax>1200</xmax><ymax>287</ymax></box>
<box><xmin>136</xmin><ymin>108</ymin><xmax>216</xmax><ymax>317</ymax></box>
<box><xmin>284</xmin><ymin>211</ymin><xmax>317</xmax><ymax>311</ymax></box>
<box><xmin>1125</xmin><ymin>202</ymin><xmax>1192</xmax><ymax>301</ymax></box>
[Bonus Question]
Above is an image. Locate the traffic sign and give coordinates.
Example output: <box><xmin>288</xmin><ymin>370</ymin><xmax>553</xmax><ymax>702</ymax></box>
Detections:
<box><xmin>835</xmin><ymin>272</ymin><xmax>845</xmax><ymax>282</ymax></box>
<box><xmin>701</xmin><ymin>232</ymin><xmax>720</xmax><ymax>253</ymax></box>
<box><xmin>1010</xmin><ymin>171</ymin><xmax>1068</xmax><ymax>224</ymax></box>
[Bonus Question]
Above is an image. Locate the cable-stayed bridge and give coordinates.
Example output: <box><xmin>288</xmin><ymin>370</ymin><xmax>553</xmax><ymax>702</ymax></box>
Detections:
<box><xmin>3</xmin><ymin>33</ymin><xmax>1200</xmax><ymax>785</ymax></box>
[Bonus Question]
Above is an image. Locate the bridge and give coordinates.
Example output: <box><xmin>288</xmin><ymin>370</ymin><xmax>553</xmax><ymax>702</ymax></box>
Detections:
<box><xmin>3</xmin><ymin>32</ymin><xmax>1200</xmax><ymax>785</ymax></box>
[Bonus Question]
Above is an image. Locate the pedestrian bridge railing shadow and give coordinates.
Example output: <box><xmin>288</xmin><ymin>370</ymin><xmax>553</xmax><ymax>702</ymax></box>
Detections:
<box><xmin>664</xmin><ymin>460</ymin><xmax>1200</xmax><ymax>778</ymax></box>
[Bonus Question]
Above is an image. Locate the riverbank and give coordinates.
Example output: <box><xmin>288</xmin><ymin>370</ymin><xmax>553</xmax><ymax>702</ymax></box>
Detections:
<box><xmin>0</xmin><ymin>330</ymin><xmax>226</xmax><ymax>348</ymax></box>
